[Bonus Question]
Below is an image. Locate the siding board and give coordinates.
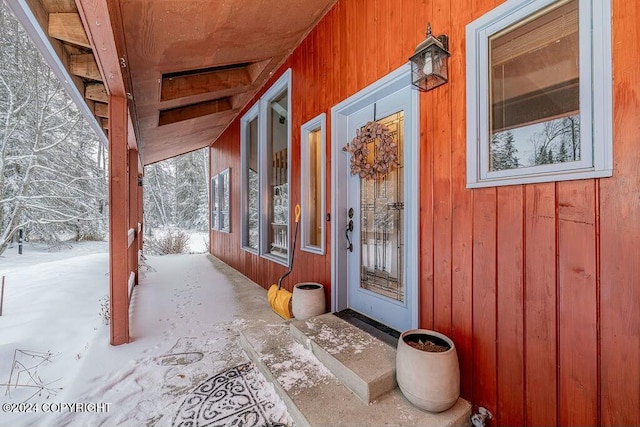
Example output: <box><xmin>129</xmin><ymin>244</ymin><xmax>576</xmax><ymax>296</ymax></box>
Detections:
<box><xmin>417</xmin><ymin>0</ymin><xmax>435</xmax><ymax>330</ymax></box>
<box><xmin>599</xmin><ymin>2</ymin><xmax>640</xmax><ymax>425</ymax></box>
<box><xmin>557</xmin><ymin>181</ymin><xmax>598</xmax><ymax>426</ymax></box>
<box><xmin>496</xmin><ymin>186</ymin><xmax>525</xmax><ymax>426</ymax></box>
<box><xmin>433</xmin><ymin>0</ymin><xmax>453</xmax><ymax>337</ymax></box>
<box><xmin>472</xmin><ymin>188</ymin><xmax>498</xmax><ymax>421</ymax></box>
<box><xmin>450</xmin><ymin>0</ymin><xmax>474</xmax><ymax>401</ymax></box>
<box><xmin>524</xmin><ymin>183</ymin><xmax>558</xmax><ymax>427</ymax></box>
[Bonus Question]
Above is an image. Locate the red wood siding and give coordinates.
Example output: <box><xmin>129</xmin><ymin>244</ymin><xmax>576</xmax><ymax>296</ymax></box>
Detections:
<box><xmin>210</xmin><ymin>0</ymin><xmax>640</xmax><ymax>424</ymax></box>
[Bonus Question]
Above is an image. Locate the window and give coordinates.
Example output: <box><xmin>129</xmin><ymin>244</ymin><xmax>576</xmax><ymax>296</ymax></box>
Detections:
<box><xmin>219</xmin><ymin>168</ymin><xmax>230</xmax><ymax>233</ymax></box>
<box><xmin>211</xmin><ymin>174</ymin><xmax>219</xmax><ymax>230</ymax></box>
<box><xmin>466</xmin><ymin>0</ymin><xmax>612</xmax><ymax>187</ymax></box>
<box><xmin>241</xmin><ymin>105</ymin><xmax>259</xmax><ymax>251</ymax></box>
<box><xmin>239</xmin><ymin>69</ymin><xmax>291</xmax><ymax>265</ymax></box>
<box><xmin>300</xmin><ymin>114</ymin><xmax>326</xmax><ymax>255</ymax></box>
<box><xmin>211</xmin><ymin>169</ymin><xmax>230</xmax><ymax>233</ymax></box>
<box><xmin>261</xmin><ymin>71</ymin><xmax>291</xmax><ymax>264</ymax></box>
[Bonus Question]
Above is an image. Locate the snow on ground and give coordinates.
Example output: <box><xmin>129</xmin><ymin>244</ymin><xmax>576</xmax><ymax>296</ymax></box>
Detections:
<box><xmin>0</xmin><ymin>235</ymin><xmax>291</xmax><ymax>427</ymax></box>
<box><xmin>185</xmin><ymin>231</ymin><xmax>209</xmax><ymax>254</ymax></box>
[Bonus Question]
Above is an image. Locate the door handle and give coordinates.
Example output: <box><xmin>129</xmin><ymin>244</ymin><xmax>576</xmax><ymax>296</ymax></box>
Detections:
<box><xmin>345</xmin><ymin>219</ymin><xmax>353</xmax><ymax>252</ymax></box>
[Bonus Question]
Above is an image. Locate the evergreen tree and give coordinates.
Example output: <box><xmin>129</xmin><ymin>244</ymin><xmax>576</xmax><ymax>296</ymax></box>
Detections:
<box><xmin>143</xmin><ymin>148</ymin><xmax>209</xmax><ymax>231</ymax></box>
<box><xmin>174</xmin><ymin>149</ymin><xmax>208</xmax><ymax>230</ymax></box>
<box><xmin>557</xmin><ymin>139</ymin><xmax>569</xmax><ymax>162</ymax></box>
<box><xmin>490</xmin><ymin>130</ymin><xmax>520</xmax><ymax>171</ymax></box>
<box><xmin>143</xmin><ymin>160</ymin><xmax>175</xmax><ymax>228</ymax></box>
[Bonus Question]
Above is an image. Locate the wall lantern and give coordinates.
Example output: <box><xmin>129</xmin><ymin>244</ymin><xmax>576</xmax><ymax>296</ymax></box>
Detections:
<box><xmin>410</xmin><ymin>23</ymin><xmax>450</xmax><ymax>91</ymax></box>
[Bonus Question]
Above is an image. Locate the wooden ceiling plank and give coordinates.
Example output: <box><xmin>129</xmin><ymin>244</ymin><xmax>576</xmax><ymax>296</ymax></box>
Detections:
<box><xmin>94</xmin><ymin>102</ymin><xmax>109</xmax><ymax>118</ymax></box>
<box><xmin>48</xmin><ymin>13</ymin><xmax>91</xmax><ymax>48</ymax></box>
<box><xmin>160</xmin><ymin>66</ymin><xmax>252</xmax><ymax>101</ymax></box>
<box><xmin>158</xmin><ymin>98</ymin><xmax>232</xmax><ymax>127</ymax></box>
<box><xmin>85</xmin><ymin>82</ymin><xmax>108</xmax><ymax>103</ymax></box>
<box><xmin>100</xmin><ymin>117</ymin><xmax>109</xmax><ymax>129</ymax></box>
<box><xmin>70</xmin><ymin>53</ymin><xmax>102</xmax><ymax>81</ymax></box>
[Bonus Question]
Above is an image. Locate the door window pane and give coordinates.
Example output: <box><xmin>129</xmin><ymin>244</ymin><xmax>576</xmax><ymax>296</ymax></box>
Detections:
<box><xmin>360</xmin><ymin>111</ymin><xmax>405</xmax><ymax>302</ymax></box>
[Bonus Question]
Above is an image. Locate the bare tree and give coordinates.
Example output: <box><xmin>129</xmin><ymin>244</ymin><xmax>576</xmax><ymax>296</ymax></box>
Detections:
<box><xmin>528</xmin><ymin>115</ymin><xmax>580</xmax><ymax>166</ymax></box>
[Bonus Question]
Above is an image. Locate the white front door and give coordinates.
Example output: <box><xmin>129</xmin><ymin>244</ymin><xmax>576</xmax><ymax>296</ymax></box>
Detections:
<box><xmin>332</xmin><ymin>66</ymin><xmax>419</xmax><ymax>332</ymax></box>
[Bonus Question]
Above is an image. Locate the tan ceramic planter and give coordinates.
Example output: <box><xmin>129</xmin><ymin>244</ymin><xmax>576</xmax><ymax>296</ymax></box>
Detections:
<box><xmin>396</xmin><ymin>329</ymin><xmax>460</xmax><ymax>412</ymax></box>
<box><xmin>292</xmin><ymin>282</ymin><xmax>325</xmax><ymax>319</ymax></box>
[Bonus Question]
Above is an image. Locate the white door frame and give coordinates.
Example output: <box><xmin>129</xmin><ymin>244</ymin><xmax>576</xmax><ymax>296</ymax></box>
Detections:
<box><xmin>330</xmin><ymin>64</ymin><xmax>420</xmax><ymax>329</ymax></box>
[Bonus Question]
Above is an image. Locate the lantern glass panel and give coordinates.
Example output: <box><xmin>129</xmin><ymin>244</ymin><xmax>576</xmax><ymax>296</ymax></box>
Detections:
<box><xmin>411</xmin><ymin>42</ymin><xmax>449</xmax><ymax>91</ymax></box>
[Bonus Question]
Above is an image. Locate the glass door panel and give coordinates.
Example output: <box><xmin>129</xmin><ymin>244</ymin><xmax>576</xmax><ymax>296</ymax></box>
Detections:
<box><xmin>359</xmin><ymin>111</ymin><xmax>405</xmax><ymax>302</ymax></box>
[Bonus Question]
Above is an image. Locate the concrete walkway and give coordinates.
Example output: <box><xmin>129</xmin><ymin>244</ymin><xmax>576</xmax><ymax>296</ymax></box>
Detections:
<box><xmin>49</xmin><ymin>253</ymin><xmax>292</xmax><ymax>427</ymax></box>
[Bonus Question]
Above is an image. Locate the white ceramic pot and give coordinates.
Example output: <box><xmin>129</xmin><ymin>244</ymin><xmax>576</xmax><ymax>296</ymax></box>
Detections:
<box><xmin>291</xmin><ymin>282</ymin><xmax>325</xmax><ymax>319</ymax></box>
<box><xmin>396</xmin><ymin>329</ymin><xmax>460</xmax><ymax>413</ymax></box>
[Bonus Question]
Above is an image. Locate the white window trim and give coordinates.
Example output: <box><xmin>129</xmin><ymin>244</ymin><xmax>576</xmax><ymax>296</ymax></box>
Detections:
<box><xmin>300</xmin><ymin>113</ymin><xmax>326</xmax><ymax>255</ymax></box>
<box><xmin>259</xmin><ymin>69</ymin><xmax>292</xmax><ymax>267</ymax></box>
<box><xmin>240</xmin><ymin>104</ymin><xmax>259</xmax><ymax>254</ymax></box>
<box><xmin>466</xmin><ymin>0</ymin><xmax>613</xmax><ymax>188</ymax></box>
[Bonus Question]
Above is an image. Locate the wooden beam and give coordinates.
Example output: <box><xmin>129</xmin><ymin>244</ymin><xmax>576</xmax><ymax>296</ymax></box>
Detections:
<box><xmin>100</xmin><ymin>117</ymin><xmax>109</xmax><ymax>129</ymax></box>
<box><xmin>75</xmin><ymin>0</ymin><xmax>126</xmax><ymax>96</ymax></box>
<box><xmin>108</xmin><ymin>95</ymin><xmax>129</xmax><ymax>345</ymax></box>
<box><xmin>40</xmin><ymin>0</ymin><xmax>77</xmax><ymax>13</ymax></box>
<box><xmin>158</xmin><ymin>98</ymin><xmax>232</xmax><ymax>126</ymax></box>
<box><xmin>85</xmin><ymin>82</ymin><xmax>108</xmax><ymax>103</ymax></box>
<box><xmin>161</xmin><ymin>66</ymin><xmax>252</xmax><ymax>102</ymax></box>
<box><xmin>70</xmin><ymin>53</ymin><xmax>102</xmax><ymax>81</ymax></box>
<box><xmin>246</xmin><ymin>58</ymin><xmax>271</xmax><ymax>82</ymax></box>
<box><xmin>94</xmin><ymin>102</ymin><xmax>109</xmax><ymax>118</ymax></box>
<box><xmin>47</xmin><ymin>13</ymin><xmax>91</xmax><ymax>48</ymax></box>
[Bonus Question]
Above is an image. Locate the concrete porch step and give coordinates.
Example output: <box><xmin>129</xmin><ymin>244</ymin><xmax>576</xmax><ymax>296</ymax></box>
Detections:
<box><xmin>289</xmin><ymin>313</ymin><xmax>396</xmax><ymax>404</ymax></box>
<box><xmin>239</xmin><ymin>321</ymin><xmax>471</xmax><ymax>427</ymax></box>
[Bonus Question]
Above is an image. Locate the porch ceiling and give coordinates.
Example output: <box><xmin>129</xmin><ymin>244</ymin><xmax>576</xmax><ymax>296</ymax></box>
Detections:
<box><xmin>26</xmin><ymin>0</ymin><xmax>337</xmax><ymax>165</ymax></box>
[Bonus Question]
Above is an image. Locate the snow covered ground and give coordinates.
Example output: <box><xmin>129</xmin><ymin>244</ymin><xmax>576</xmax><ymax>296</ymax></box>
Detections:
<box><xmin>0</xmin><ymin>234</ymin><xmax>291</xmax><ymax>426</ymax></box>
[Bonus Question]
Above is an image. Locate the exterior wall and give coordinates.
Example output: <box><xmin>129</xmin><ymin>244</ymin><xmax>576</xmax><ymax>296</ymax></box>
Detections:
<box><xmin>210</xmin><ymin>0</ymin><xmax>639</xmax><ymax>425</ymax></box>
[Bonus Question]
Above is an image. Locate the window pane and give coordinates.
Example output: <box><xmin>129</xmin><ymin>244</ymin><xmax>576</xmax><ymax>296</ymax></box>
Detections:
<box><xmin>306</xmin><ymin>129</ymin><xmax>322</xmax><ymax>247</ymax></box>
<box><xmin>220</xmin><ymin>170</ymin><xmax>230</xmax><ymax>233</ymax></box>
<box><xmin>211</xmin><ymin>176</ymin><xmax>218</xmax><ymax>230</ymax></box>
<box><xmin>360</xmin><ymin>111</ymin><xmax>405</xmax><ymax>302</ymax></box>
<box><xmin>268</xmin><ymin>90</ymin><xmax>288</xmax><ymax>258</ymax></box>
<box><xmin>489</xmin><ymin>0</ymin><xmax>580</xmax><ymax>171</ymax></box>
<box><xmin>246</xmin><ymin>117</ymin><xmax>259</xmax><ymax>249</ymax></box>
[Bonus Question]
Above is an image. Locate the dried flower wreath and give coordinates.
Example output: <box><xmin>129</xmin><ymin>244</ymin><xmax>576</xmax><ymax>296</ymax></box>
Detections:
<box><xmin>343</xmin><ymin>121</ymin><xmax>400</xmax><ymax>180</ymax></box>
